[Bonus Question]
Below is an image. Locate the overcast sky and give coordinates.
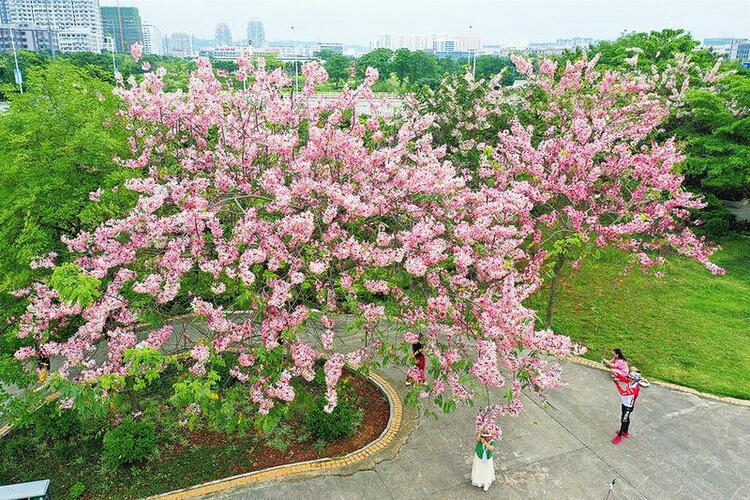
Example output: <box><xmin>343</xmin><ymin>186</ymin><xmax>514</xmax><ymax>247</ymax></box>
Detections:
<box><xmin>100</xmin><ymin>0</ymin><xmax>750</xmax><ymax>45</ymax></box>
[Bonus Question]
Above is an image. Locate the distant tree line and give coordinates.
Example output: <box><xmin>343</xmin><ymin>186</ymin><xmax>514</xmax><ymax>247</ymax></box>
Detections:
<box><xmin>315</xmin><ymin>47</ymin><xmax>517</xmax><ymax>91</ymax></box>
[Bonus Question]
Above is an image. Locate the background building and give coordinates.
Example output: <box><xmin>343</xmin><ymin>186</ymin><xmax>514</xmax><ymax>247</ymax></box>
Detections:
<box><xmin>142</xmin><ymin>22</ymin><xmax>163</xmax><ymax>55</ymax></box>
<box><xmin>314</xmin><ymin>42</ymin><xmax>343</xmax><ymax>55</ymax></box>
<box><xmin>5</xmin><ymin>0</ymin><xmax>103</xmax><ymax>52</ymax></box>
<box><xmin>100</xmin><ymin>5</ymin><xmax>143</xmax><ymax>53</ymax></box>
<box><xmin>373</xmin><ymin>33</ymin><xmax>480</xmax><ymax>53</ymax></box>
<box><xmin>729</xmin><ymin>39</ymin><xmax>750</xmax><ymax>61</ymax></box>
<box><xmin>169</xmin><ymin>31</ymin><xmax>193</xmax><ymax>58</ymax></box>
<box><xmin>0</xmin><ymin>23</ymin><xmax>58</xmax><ymax>52</ymax></box>
<box><xmin>555</xmin><ymin>37</ymin><xmax>594</xmax><ymax>48</ymax></box>
<box><xmin>199</xmin><ymin>44</ymin><xmax>248</xmax><ymax>60</ymax></box>
<box><xmin>214</xmin><ymin>22</ymin><xmax>231</xmax><ymax>46</ymax></box>
<box><xmin>702</xmin><ymin>37</ymin><xmax>734</xmax><ymax>56</ymax></box>
<box><xmin>0</xmin><ymin>0</ymin><xmax>8</xmax><ymax>23</ymax></box>
<box><xmin>247</xmin><ymin>18</ymin><xmax>265</xmax><ymax>48</ymax></box>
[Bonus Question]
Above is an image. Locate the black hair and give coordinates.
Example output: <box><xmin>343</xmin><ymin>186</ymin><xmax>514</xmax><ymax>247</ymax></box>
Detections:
<box><xmin>613</xmin><ymin>348</ymin><xmax>626</xmax><ymax>360</ymax></box>
<box><xmin>412</xmin><ymin>342</ymin><xmax>423</xmax><ymax>354</ymax></box>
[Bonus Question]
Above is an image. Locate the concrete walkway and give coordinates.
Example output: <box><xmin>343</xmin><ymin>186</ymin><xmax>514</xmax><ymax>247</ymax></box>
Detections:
<box><xmin>209</xmin><ymin>361</ymin><xmax>750</xmax><ymax>499</ymax></box>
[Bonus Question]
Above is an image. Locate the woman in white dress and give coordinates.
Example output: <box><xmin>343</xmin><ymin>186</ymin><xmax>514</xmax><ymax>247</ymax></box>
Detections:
<box><xmin>471</xmin><ymin>431</ymin><xmax>496</xmax><ymax>491</ymax></box>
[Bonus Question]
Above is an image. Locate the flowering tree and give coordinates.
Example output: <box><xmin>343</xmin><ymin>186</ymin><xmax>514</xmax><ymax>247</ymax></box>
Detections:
<box><xmin>413</xmin><ymin>54</ymin><xmax>725</xmax><ymax>328</ymax></box>
<box><xmin>14</xmin><ymin>56</ymin><xmax>580</xmax><ymax>438</ymax></box>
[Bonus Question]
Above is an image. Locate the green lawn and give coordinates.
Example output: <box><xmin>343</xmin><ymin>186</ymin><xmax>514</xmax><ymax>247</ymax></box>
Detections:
<box><xmin>530</xmin><ymin>238</ymin><xmax>750</xmax><ymax>400</ymax></box>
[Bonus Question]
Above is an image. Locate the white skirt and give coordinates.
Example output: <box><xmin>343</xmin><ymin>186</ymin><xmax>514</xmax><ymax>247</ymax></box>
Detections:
<box><xmin>471</xmin><ymin>454</ymin><xmax>496</xmax><ymax>490</ymax></box>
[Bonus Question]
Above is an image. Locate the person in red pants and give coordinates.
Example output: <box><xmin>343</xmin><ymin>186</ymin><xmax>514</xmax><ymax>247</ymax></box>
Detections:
<box><xmin>612</xmin><ymin>369</ymin><xmax>642</xmax><ymax>444</ymax></box>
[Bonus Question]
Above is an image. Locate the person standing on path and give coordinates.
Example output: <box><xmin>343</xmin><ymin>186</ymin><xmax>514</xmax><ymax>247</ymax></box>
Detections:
<box><xmin>612</xmin><ymin>369</ymin><xmax>642</xmax><ymax>444</ymax></box>
<box><xmin>471</xmin><ymin>431</ymin><xmax>496</xmax><ymax>491</ymax></box>
<box><xmin>405</xmin><ymin>342</ymin><xmax>426</xmax><ymax>386</ymax></box>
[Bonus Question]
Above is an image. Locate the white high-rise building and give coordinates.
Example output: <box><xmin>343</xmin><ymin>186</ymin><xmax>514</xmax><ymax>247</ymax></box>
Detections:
<box><xmin>169</xmin><ymin>31</ymin><xmax>193</xmax><ymax>58</ymax></box>
<box><xmin>215</xmin><ymin>22</ymin><xmax>231</xmax><ymax>46</ymax></box>
<box><xmin>729</xmin><ymin>39</ymin><xmax>750</xmax><ymax>61</ymax></box>
<box><xmin>246</xmin><ymin>18</ymin><xmax>265</xmax><ymax>48</ymax></box>
<box><xmin>373</xmin><ymin>32</ymin><xmax>480</xmax><ymax>53</ymax></box>
<box><xmin>142</xmin><ymin>22</ymin><xmax>163</xmax><ymax>55</ymax></box>
<box><xmin>6</xmin><ymin>0</ymin><xmax>103</xmax><ymax>52</ymax></box>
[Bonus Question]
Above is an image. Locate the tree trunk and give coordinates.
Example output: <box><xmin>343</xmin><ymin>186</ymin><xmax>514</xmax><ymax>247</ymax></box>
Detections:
<box><xmin>126</xmin><ymin>378</ymin><xmax>142</xmax><ymax>416</ymax></box>
<box><xmin>544</xmin><ymin>254</ymin><xmax>566</xmax><ymax>329</ymax></box>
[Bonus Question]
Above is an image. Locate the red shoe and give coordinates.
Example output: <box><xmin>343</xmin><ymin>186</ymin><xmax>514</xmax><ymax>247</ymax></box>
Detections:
<box><xmin>622</xmin><ymin>432</ymin><xmax>631</xmax><ymax>438</ymax></box>
<box><xmin>611</xmin><ymin>435</ymin><xmax>623</xmax><ymax>445</ymax></box>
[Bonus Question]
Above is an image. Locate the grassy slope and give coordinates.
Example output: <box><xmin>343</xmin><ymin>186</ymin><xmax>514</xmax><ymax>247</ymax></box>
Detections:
<box><xmin>530</xmin><ymin>238</ymin><xmax>750</xmax><ymax>399</ymax></box>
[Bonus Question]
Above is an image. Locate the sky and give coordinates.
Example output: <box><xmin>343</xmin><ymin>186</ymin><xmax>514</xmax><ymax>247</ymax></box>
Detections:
<box><xmin>100</xmin><ymin>0</ymin><xmax>750</xmax><ymax>46</ymax></box>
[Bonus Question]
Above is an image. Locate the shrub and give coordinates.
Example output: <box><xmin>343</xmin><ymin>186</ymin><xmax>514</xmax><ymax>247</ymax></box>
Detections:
<box><xmin>31</xmin><ymin>403</ymin><xmax>80</xmax><ymax>442</ymax></box>
<box><xmin>69</xmin><ymin>482</ymin><xmax>86</xmax><ymax>499</ymax></box>
<box><xmin>102</xmin><ymin>418</ymin><xmax>156</xmax><ymax>467</ymax></box>
<box><xmin>305</xmin><ymin>396</ymin><xmax>363</xmax><ymax>443</ymax></box>
<box><xmin>696</xmin><ymin>193</ymin><xmax>736</xmax><ymax>237</ymax></box>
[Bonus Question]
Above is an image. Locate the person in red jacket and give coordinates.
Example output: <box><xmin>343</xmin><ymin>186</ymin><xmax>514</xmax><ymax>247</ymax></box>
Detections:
<box><xmin>612</xmin><ymin>369</ymin><xmax>642</xmax><ymax>445</ymax></box>
<box><xmin>405</xmin><ymin>342</ymin><xmax>426</xmax><ymax>386</ymax></box>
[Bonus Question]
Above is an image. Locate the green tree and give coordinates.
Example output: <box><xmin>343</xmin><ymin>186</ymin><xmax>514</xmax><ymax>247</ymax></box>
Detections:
<box><xmin>594</xmin><ymin>29</ymin><xmax>715</xmax><ymax>71</ymax></box>
<box><xmin>474</xmin><ymin>55</ymin><xmax>515</xmax><ymax>84</ymax></box>
<box><xmin>676</xmin><ymin>77</ymin><xmax>750</xmax><ymax>200</ymax></box>
<box><xmin>588</xmin><ymin>29</ymin><xmax>750</xmax><ymax>235</ymax></box>
<box><xmin>321</xmin><ymin>52</ymin><xmax>355</xmax><ymax>86</ymax></box>
<box><xmin>0</xmin><ymin>62</ymin><xmax>132</xmax><ymax>391</ymax></box>
<box><xmin>356</xmin><ymin>48</ymin><xmax>393</xmax><ymax>81</ymax></box>
<box><xmin>391</xmin><ymin>48</ymin><xmax>441</xmax><ymax>88</ymax></box>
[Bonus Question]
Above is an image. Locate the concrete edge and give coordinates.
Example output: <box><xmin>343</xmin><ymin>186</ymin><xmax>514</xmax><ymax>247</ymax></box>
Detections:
<box><xmin>567</xmin><ymin>356</ymin><xmax>750</xmax><ymax>408</ymax></box>
<box><xmin>150</xmin><ymin>370</ymin><xmax>410</xmax><ymax>499</ymax></box>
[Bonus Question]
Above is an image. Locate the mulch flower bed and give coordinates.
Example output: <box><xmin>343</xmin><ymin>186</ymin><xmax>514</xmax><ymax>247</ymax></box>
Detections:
<box><xmin>0</xmin><ymin>368</ymin><xmax>391</xmax><ymax>499</ymax></box>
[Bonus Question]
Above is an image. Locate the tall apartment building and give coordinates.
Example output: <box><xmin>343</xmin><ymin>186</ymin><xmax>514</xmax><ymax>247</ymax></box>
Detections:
<box><xmin>169</xmin><ymin>31</ymin><xmax>192</xmax><ymax>58</ymax></box>
<box><xmin>142</xmin><ymin>22</ymin><xmax>162</xmax><ymax>55</ymax></box>
<box><xmin>0</xmin><ymin>0</ymin><xmax>9</xmax><ymax>23</ymax></box>
<box><xmin>214</xmin><ymin>22</ymin><xmax>231</xmax><ymax>46</ymax></box>
<box><xmin>5</xmin><ymin>0</ymin><xmax>103</xmax><ymax>52</ymax></box>
<box><xmin>0</xmin><ymin>23</ymin><xmax>58</xmax><ymax>52</ymax></box>
<box><xmin>246</xmin><ymin>18</ymin><xmax>265</xmax><ymax>47</ymax></box>
<box><xmin>100</xmin><ymin>5</ymin><xmax>142</xmax><ymax>53</ymax></box>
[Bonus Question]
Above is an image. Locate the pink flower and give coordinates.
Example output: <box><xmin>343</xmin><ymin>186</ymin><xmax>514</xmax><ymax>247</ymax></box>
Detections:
<box><xmin>130</xmin><ymin>42</ymin><xmax>144</xmax><ymax>62</ymax></box>
<box><xmin>30</xmin><ymin>252</ymin><xmax>57</xmax><ymax>269</ymax></box>
<box><xmin>89</xmin><ymin>188</ymin><xmax>102</xmax><ymax>202</ymax></box>
<box><xmin>190</xmin><ymin>344</ymin><xmax>210</xmax><ymax>363</ymax></box>
<box><xmin>510</xmin><ymin>54</ymin><xmax>533</xmax><ymax>75</ymax></box>
<box><xmin>59</xmin><ymin>398</ymin><xmax>75</xmax><ymax>410</ymax></box>
<box><xmin>405</xmin><ymin>257</ymin><xmax>427</xmax><ymax>277</ymax></box>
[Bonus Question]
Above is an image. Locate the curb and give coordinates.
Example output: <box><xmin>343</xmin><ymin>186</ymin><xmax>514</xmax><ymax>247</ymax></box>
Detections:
<box><xmin>151</xmin><ymin>371</ymin><xmax>404</xmax><ymax>499</ymax></box>
<box><xmin>567</xmin><ymin>356</ymin><xmax>750</xmax><ymax>409</ymax></box>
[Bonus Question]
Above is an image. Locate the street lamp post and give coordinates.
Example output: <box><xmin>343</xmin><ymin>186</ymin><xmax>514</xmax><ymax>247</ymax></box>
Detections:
<box><xmin>469</xmin><ymin>24</ymin><xmax>477</xmax><ymax>77</ymax></box>
<box><xmin>291</xmin><ymin>25</ymin><xmax>299</xmax><ymax>95</ymax></box>
<box><xmin>110</xmin><ymin>21</ymin><xmax>119</xmax><ymax>82</ymax></box>
<box><xmin>9</xmin><ymin>26</ymin><xmax>24</xmax><ymax>93</ymax></box>
<box><xmin>45</xmin><ymin>0</ymin><xmax>55</xmax><ymax>59</ymax></box>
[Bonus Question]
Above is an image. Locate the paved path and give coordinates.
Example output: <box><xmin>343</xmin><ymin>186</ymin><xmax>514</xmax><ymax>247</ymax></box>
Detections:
<box><xmin>209</xmin><ymin>361</ymin><xmax>750</xmax><ymax>499</ymax></box>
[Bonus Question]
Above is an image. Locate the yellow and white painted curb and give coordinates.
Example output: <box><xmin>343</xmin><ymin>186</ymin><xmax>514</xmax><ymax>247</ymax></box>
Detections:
<box><xmin>151</xmin><ymin>371</ymin><xmax>404</xmax><ymax>499</ymax></box>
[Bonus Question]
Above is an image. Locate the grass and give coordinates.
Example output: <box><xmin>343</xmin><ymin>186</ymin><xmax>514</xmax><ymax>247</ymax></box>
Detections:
<box><xmin>1</xmin><ymin>431</ymin><xmax>257</xmax><ymax>498</ymax></box>
<box><xmin>529</xmin><ymin>237</ymin><xmax>750</xmax><ymax>400</ymax></box>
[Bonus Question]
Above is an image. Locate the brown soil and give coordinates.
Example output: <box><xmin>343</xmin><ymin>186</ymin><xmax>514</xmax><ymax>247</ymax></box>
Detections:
<box><xmin>177</xmin><ymin>369</ymin><xmax>389</xmax><ymax>476</ymax></box>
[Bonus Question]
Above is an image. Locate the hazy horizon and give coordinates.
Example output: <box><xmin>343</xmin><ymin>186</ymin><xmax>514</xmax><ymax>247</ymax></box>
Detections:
<box><xmin>100</xmin><ymin>0</ymin><xmax>749</xmax><ymax>46</ymax></box>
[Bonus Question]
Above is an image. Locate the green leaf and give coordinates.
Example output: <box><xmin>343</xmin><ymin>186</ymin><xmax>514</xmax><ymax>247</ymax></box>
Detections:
<box><xmin>48</xmin><ymin>263</ymin><xmax>101</xmax><ymax>306</ymax></box>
